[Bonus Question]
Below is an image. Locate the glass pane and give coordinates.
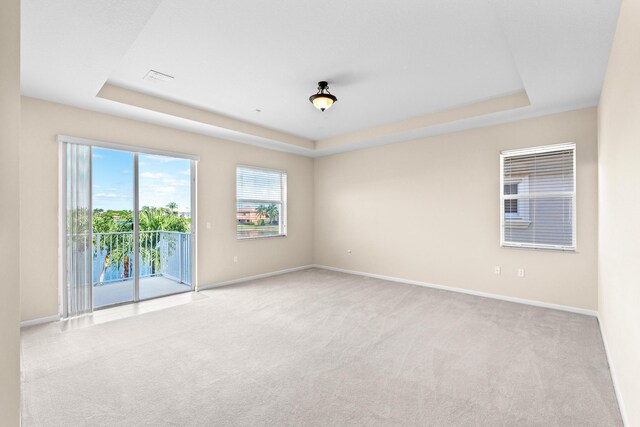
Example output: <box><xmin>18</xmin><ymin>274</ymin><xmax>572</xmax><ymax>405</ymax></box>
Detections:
<box><xmin>503</xmin><ymin>197</ymin><xmax>574</xmax><ymax>247</ymax></box>
<box><xmin>237</xmin><ymin>167</ymin><xmax>283</xmax><ymax>201</ymax></box>
<box><xmin>237</xmin><ymin>202</ymin><xmax>283</xmax><ymax>238</ymax></box>
<box><xmin>502</xmin><ymin>146</ymin><xmax>575</xmax><ymax>248</ymax></box>
<box><xmin>236</xmin><ymin>166</ymin><xmax>286</xmax><ymax>239</ymax></box>
<box><xmin>138</xmin><ymin>154</ymin><xmax>192</xmax><ymax>300</ymax></box>
<box><xmin>92</xmin><ymin>147</ymin><xmax>135</xmax><ymax>308</ymax></box>
<box><xmin>503</xmin><ymin>149</ymin><xmax>574</xmax><ymax>194</ymax></box>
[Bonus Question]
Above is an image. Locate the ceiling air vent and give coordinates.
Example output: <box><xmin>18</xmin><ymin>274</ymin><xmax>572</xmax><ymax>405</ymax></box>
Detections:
<box><xmin>144</xmin><ymin>69</ymin><xmax>174</xmax><ymax>82</ymax></box>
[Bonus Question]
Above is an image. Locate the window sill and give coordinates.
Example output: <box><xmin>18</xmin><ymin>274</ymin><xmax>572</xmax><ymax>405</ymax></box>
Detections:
<box><xmin>501</xmin><ymin>243</ymin><xmax>576</xmax><ymax>252</ymax></box>
<box><xmin>236</xmin><ymin>234</ymin><xmax>287</xmax><ymax>241</ymax></box>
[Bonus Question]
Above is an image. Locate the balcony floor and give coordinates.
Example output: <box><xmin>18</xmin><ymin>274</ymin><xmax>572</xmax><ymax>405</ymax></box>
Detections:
<box><xmin>93</xmin><ymin>276</ymin><xmax>192</xmax><ymax>308</ymax></box>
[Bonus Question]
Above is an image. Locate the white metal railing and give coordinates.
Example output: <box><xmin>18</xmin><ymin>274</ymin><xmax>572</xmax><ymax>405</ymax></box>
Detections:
<box><xmin>93</xmin><ymin>230</ymin><xmax>191</xmax><ymax>286</ymax></box>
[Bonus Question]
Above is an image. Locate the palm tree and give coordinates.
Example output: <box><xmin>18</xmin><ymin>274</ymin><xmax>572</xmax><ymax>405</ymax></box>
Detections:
<box><xmin>139</xmin><ymin>207</ymin><xmax>164</xmax><ymax>276</ymax></box>
<box><xmin>138</xmin><ymin>204</ymin><xmax>189</xmax><ymax>275</ymax></box>
<box><xmin>93</xmin><ymin>210</ymin><xmax>116</xmax><ymax>285</ymax></box>
<box><xmin>93</xmin><ymin>205</ymin><xmax>189</xmax><ymax>283</ymax></box>
<box><xmin>266</xmin><ymin>204</ymin><xmax>279</xmax><ymax>224</ymax></box>
<box><xmin>255</xmin><ymin>204</ymin><xmax>268</xmax><ymax>225</ymax></box>
<box><xmin>93</xmin><ymin>209</ymin><xmax>133</xmax><ymax>284</ymax></box>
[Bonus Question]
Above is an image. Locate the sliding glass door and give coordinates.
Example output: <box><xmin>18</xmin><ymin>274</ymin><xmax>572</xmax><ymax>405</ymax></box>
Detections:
<box><xmin>138</xmin><ymin>153</ymin><xmax>193</xmax><ymax>300</ymax></box>
<box><xmin>62</xmin><ymin>140</ymin><xmax>196</xmax><ymax>316</ymax></box>
<box><xmin>92</xmin><ymin>148</ymin><xmax>135</xmax><ymax>308</ymax></box>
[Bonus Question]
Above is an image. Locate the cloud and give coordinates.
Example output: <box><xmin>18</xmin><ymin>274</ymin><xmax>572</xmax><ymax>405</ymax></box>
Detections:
<box><xmin>138</xmin><ymin>180</ymin><xmax>189</xmax><ymax>209</ymax></box>
<box><xmin>140</xmin><ymin>171</ymin><xmax>189</xmax><ymax>188</ymax></box>
<box><xmin>157</xmin><ymin>186</ymin><xmax>176</xmax><ymax>194</ymax></box>
<box><xmin>95</xmin><ymin>193</ymin><xmax>120</xmax><ymax>198</ymax></box>
<box><xmin>144</xmin><ymin>155</ymin><xmax>182</xmax><ymax>164</ymax></box>
<box><xmin>137</xmin><ymin>160</ymin><xmax>191</xmax><ymax>207</ymax></box>
<box><xmin>165</xmin><ymin>178</ymin><xmax>189</xmax><ymax>187</ymax></box>
<box><xmin>140</xmin><ymin>172</ymin><xmax>165</xmax><ymax>179</ymax></box>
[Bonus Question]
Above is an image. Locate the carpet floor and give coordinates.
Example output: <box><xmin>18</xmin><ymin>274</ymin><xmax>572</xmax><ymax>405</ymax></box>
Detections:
<box><xmin>21</xmin><ymin>268</ymin><xmax>622</xmax><ymax>426</ymax></box>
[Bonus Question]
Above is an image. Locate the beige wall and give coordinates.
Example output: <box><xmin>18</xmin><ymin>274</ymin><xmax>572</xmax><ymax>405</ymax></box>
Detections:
<box><xmin>314</xmin><ymin>108</ymin><xmax>598</xmax><ymax>310</ymax></box>
<box><xmin>20</xmin><ymin>97</ymin><xmax>314</xmax><ymax>321</ymax></box>
<box><xmin>598</xmin><ymin>0</ymin><xmax>640</xmax><ymax>423</ymax></box>
<box><xmin>0</xmin><ymin>0</ymin><xmax>22</xmax><ymax>424</ymax></box>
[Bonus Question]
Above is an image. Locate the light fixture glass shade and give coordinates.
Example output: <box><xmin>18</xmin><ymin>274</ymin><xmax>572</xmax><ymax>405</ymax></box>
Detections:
<box><xmin>309</xmin><ymin>81</ymin><xmax>337</xmax><ymax>111</ymax></box>
<box><xmin>311</xmin><ymin>95</ymin><xmax>335</xmax><ymax>111</ymax></box>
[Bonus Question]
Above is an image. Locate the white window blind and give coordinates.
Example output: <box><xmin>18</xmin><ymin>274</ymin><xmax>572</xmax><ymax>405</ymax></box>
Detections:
<box><xmin>236</xmin><ymin>166</ymin><xmax>287</xmax><ymax>239</ymax></box>
<box><xmin>500</xmin><ymin>143</ymin><xmax>576</xmax><ymax>251</ymax></box>
<box><xmin>63</xmin><ymin>143</ymin><xmax>93</xmax><ymax>317</ymax></box>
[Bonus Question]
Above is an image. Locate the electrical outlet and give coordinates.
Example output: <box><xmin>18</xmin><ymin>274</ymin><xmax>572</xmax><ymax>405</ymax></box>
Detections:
<box><xmin>347</xmin><ymin>249</ymin><xmax>352</xmax><ymax>255</ymax></box>
<box><xmin>517</xmin><ymin>268</ymin><xmax>525</xmax><ymax>278</ymax></box>
<box><xmin>494</xmin><ymin>266</ymin><xmax>501</xmax><ymax>275</ymax></box>
<box><xmin>233</xmin><ymin>256</ymin><xmax>238</xmax><ymax>263</ymax></box>
<box><xmin>206</xmin><ymin>222</ymin><xmax>211</xmax><ymax>229</ymax></box>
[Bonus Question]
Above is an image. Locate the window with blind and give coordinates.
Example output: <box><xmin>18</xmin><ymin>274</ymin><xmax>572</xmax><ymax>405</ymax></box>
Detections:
<box><xmin>236</xmin><ymin>166</ymin><xmax>287</xmax><ymax>239</ymax></box>
<box><xmin>500</xmin><ymin>143</ymin><xmax>576</xmax><ymax>251</ymax></box>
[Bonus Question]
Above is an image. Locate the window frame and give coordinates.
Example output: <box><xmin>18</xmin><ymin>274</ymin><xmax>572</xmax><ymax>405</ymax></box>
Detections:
<box><xmin>236</xmin><ymin>165</ymin><xmax>288</xmax><ymax>240</ymax></box>
<box><xmin>499</xmin><ymin>142</ymin><xmax>577</xmax><ymax>252</ymax></box>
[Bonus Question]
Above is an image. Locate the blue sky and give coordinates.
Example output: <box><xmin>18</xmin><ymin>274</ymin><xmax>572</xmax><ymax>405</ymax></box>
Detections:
<box><xmin>92</xmin><ymin>148</ymin><xmax>191</xmax><ymax>212</ymax></box>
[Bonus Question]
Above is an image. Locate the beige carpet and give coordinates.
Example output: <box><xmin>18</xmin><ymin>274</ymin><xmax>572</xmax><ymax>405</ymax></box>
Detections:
<box><xmin>21</xmin><ymin>268</ymin><xmax>622</xmax><ymax>426</ymax></box>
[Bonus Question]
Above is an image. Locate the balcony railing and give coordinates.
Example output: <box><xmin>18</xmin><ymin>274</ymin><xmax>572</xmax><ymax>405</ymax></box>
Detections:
<box><xmin>93</xmin><ymin>230</ymin><xmax>191</xmax><ymax>286</ymax></box>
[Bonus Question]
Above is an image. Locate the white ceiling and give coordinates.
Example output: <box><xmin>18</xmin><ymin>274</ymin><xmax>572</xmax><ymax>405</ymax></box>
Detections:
<box><xmin>21</xmin><ymin>0</ymin><xmax>621</xmax><ymax>156</ymax></box>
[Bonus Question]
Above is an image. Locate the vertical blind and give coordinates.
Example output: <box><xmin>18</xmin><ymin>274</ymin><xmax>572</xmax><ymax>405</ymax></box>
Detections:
<box><xmin>64</xmin><ymin>143</ymin><xmax>93</xmax><ymax>317</ymax></box>
<box><xmin>500</xmin><ymin>143</ymin><xmax>576</xmax><ymax>250</ymax></box>
<box><xmin>236</xmin><ymin>166</ymin><xmax>287</xmax><ymax>239</ymax></box>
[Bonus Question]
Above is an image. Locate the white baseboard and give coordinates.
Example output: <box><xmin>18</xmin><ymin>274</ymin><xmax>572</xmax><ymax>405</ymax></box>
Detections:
<box><xmin>198</xmin><ymin>265</ymin><xmax>314</xmax><ymax>291</ymax></box>
<box><xmin>312</xmin><ymin>264</ymin><xmax>598</xmax><ymax>317</ymax></box>
<box><xmin>598</xmin><ymin>316</ymin><xmax>629</xmax><ymax>427</ymax></box>
<box><xmin>20</xmin><ymin>314</ymin><xmax>60</xmax><ymax>328</ymax></box>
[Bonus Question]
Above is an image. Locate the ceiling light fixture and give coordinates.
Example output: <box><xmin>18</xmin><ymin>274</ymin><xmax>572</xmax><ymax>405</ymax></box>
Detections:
<box><xmin>309</xmin><ymin>81</ymin><xmax>337</xmax><ymax>111</ymax></box>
